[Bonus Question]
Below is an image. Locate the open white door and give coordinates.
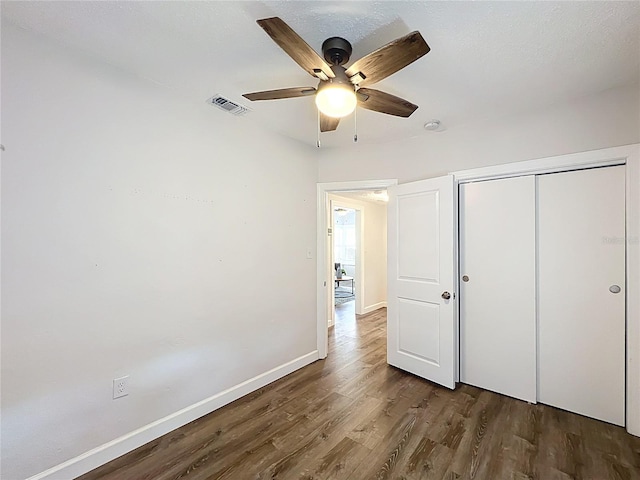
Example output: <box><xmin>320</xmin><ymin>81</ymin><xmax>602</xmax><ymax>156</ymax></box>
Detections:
<box><xmin>387</xmin><ymin>175</ymin><xmax>456</xmax><ymax>389</ymax></box>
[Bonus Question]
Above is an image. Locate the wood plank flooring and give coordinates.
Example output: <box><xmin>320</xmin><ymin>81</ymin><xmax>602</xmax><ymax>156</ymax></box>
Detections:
<box><xmin>79</xmin><ymin>302</ymin><xmax>640</xmax><ymax>479</ymax></box>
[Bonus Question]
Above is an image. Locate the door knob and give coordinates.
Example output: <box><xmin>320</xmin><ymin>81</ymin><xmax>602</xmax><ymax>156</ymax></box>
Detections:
<box><xmin>609</xmin><ymin>285</ymin><xmax>621</xmax><ymax>294</ymax></box>
<box><xmin>442</xmin><ymin>291</ymin><xmax>451</xmax><ymax>300</ymax></box>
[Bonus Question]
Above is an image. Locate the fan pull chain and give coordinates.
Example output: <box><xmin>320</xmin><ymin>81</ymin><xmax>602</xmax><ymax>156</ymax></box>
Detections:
<box><xmin>353</xmin><ymin>106</ymin><xmax>358</xmax><ymax>143</ymax></box>
<box><xmin>317</xmin><ymin>109</ymin><xmax>321</xmax><ymax>148</ymax></box>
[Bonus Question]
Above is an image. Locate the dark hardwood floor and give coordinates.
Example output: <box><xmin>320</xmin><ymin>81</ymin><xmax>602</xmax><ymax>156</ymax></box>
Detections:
<box><xmin>79</xmin><ymin>301</ymin><xmax>640</xmax><ymax>479</ymax></box>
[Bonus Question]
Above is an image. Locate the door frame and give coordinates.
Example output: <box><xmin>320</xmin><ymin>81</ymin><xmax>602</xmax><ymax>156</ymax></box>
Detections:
<box><xmin>452</xmin><ymin>144</ymin><xmax>640</xmax><ymax>436</ymax></box>
<box><xmin>317</xmin><ymin>179</ymin><xmax>397</xmax><ymax>358</ymax></box>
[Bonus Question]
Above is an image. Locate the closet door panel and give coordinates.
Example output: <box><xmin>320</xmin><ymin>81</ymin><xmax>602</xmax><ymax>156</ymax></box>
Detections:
<box><xmin>538</xmin><ymin>166</ymin><xmax>625</xmax><ymax>426</ymax></box>
<box><xmin>460</xmin><ymin>176</ymin><xmax>537</xmax><ymax>402</ymax></box>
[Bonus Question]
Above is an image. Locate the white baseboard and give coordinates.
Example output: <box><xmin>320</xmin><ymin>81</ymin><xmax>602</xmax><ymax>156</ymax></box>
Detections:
<box><xmin>27</xmin><ymin>351</ymin><xmax>319</xmax><ymax>480</ymax></box>
<box><xmin>362</xmin><ymin>301</ymin><xmax>387</xmax><ymax>314</ymax></box>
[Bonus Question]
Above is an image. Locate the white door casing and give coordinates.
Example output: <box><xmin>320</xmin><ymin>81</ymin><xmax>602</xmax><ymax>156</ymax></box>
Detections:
<box><xmin>459</xmin><ymin>176</ymin><xmax>537</xmax><ymax>403</ymax></box>
<box><xmin>328</xmin><ymin>199</ymin><xmax>336</xmax><ymax>327</ymax></box>
<box><xmin>387</xmin><ymin>175</ymin><xmax>456</xmax><ymax>389</ymax></box>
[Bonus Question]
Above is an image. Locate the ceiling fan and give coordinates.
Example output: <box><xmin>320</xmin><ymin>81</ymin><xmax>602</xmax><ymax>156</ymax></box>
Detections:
<box><xmin>242</xmin><ymin>17</ymin><xmax>430</xmax><ymax>134</ymax></box>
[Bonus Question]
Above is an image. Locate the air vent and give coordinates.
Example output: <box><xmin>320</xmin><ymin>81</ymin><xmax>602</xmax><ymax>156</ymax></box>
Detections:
<box><xmin>207</xmin><ymin>95</ymin><xmax>250</xmax><ymax>116</ymax></box>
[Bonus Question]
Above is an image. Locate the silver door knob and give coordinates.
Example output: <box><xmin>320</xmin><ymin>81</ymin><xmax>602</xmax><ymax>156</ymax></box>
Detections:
<box><xmin>609</xmin><ymin>285</ymin><xmax>621</xmax><ymax>294</ymax></box>
<box><xmin>442</xmin><ymin>291</ymin><xmax>451</xmax><ymax>300</ymax></box>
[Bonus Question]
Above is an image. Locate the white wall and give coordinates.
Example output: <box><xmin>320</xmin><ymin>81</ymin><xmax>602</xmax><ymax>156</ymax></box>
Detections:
<box><xmin>330</xmin><ymin>195</ymin><xmax>387</xmax><ymax>314</ymax></box>
<box><xmin>1</xmin><ymin>23</ymin><xmax>318</xmax><ymax>479</ymax></box>
<box><xmin>360</xmin><ymin>201</ymin><xmax>387</xmax><ymax>313</ymax></box>
<box><xmin>318</xmin><ymin>84</ymin><xmax>640</xmax><ymax>183</ymax></box>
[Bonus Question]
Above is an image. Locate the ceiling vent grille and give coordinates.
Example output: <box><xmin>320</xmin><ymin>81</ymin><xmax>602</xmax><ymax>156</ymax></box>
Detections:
<box><xmin>207</xmin><ymin>95</ymin><xmax>250</xmax><ymax>116</ymax></box>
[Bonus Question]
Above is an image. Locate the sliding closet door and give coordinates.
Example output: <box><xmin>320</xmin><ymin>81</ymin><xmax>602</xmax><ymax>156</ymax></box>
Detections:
<box><xmin>460</xmin><ymin>176</ymin><xmax>536</xmax><ymax>402</ymax></box>
<box><xmin>538</xmin><ymin>166</ymin><xmax>625</xmax><ymax>426</ymax></box>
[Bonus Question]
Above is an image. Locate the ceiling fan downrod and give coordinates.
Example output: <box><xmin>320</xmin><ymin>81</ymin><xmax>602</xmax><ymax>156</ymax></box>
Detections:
<box><xmin>354</xmin><ymin>106</ymin><xmax>358</xmax><ymax>143</ymax></box>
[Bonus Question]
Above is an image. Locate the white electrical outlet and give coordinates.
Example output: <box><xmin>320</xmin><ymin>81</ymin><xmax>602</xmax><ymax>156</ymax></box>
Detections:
<box><xmin>113</xmin><ymin>375</ymin><xmax>129</xmax><ymax>399</ymax></box>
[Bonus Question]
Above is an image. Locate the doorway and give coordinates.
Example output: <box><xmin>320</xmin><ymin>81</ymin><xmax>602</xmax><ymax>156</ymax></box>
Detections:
<box><xmin>331</xmin><ymin>204</ymin><xmax>356</xmax><ymax>326</ymax></box>
<box><xmin>316</xmin><ymin>180</ymin><xmax>396</xmax><ymax>358</ymax></box>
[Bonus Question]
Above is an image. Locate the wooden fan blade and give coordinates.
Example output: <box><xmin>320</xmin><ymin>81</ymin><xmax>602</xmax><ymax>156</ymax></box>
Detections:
<box><xmin>357</xmin><ymin>88</ymin><xmax>418</xmax><ymax>117</ymax></box>
<box><xmin>345</xmin><ymin>31</ymin><xmax>430</xmax><ymax>87</ymax></box>
<box><xmin>320</xmin><ymin>113</ymin><xmax>340</xmax><ymax>132</ymax></box>
<box><xmin>257</xmin><ymin>17</ymin><xmax>335</xmax><ymax>80</ymax></box>
<box><xmin>243</xmin><ymin>87</ymin><xmax>316</xmax><ymax>101</ymax></box>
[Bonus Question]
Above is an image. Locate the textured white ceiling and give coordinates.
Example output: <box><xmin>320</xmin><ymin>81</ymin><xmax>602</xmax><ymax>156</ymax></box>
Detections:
<box><xmin>3</xmin><ymin>1</ymin><xmax>639</xmax><ymax>148</ymax></box>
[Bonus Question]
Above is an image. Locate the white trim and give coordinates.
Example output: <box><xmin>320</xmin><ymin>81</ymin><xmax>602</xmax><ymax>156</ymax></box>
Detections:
<box><xmin>355</xmin><ymin>206</ymin><xmax>365</xmax><ymax>316</ymax></box>
<box><xmin>327</xmin><ymin>199</ymin><xmax>337</xmax><ymax>327</ymax></box>
<box><xmin>626</xmin><ymin>145</ymin><xmax>640</xmax><ymax>436</ymax></box>
<box><xmin>452</xmin><ymin>179</ymin><xmax>460</xmax><ymax>383</ymax></box>
<box><xmin>317</xmin><ymin>184</ymin><xmax>330</xmax><ymax>356</ymax></box>
<box><xmin>26</xmin><ymin>351</ymin><xmax>319</xmax><ymax>480</ymax></box>
<box><xmin>318</xmin><ymin>179</ymin><xmax>399</xmax><ymax>193</ymax></box>
<box><xmin>453</xmin><ymin>144</ymin><xmax>633</xmax><ymax>182</ymax></box>
<box><xmin>361</xmin><ymin>301</ymin><xmax>387</xmax><ymax>315</ymax></box>
<box><xmin>317</xmin><ymin>179</ymin><xmax>397</xmax><ymax>358</ymax></box>
<box><xmin>453</xmin><ymin>143</ymin><xmax>640</xmax><ymax>436</ymax></box>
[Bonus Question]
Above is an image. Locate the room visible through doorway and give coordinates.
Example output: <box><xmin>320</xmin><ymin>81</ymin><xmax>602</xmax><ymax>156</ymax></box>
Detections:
<box><xmin>333</xmin><ymin>206</ymin><xmax>356</xmax><ymax>312</ymax></box>
<box><xmin>327</xmin><ymin>190</ymin><xmax>388</xmax><ymax>335</ymax></box>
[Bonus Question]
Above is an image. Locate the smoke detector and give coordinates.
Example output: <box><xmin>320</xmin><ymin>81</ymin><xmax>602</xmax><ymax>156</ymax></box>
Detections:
<box><xmin>424</xmin><ymin>120</ymin><xmax>441</xmax><ymax>131</ymax></box>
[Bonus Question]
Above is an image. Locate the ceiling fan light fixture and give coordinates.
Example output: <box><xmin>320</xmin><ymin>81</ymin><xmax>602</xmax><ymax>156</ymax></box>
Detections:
<box><xmin>243</xmin><ymin>18</ymin><xmax>431</xmax><ymax>137</ymax></box>
<box><xmin>315</xmin><ymin>83</ymin><xmax>357</xmax><ymax>118</ymax></box>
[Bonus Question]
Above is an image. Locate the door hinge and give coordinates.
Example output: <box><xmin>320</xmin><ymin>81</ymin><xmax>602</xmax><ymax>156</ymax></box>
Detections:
<box><xmin>328</xmin><ymin>228</ymin><xmax>332</xmax><ymax>236</ymax></box>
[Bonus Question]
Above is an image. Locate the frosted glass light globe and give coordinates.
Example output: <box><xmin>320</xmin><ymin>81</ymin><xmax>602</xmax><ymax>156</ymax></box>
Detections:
<box><xmin>315</xmin><ymin>85</ymin><xmax>357</xmax><ymax>118</ymax></box>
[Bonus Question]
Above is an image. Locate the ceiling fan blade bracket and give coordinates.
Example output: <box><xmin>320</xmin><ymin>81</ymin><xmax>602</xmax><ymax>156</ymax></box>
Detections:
<box><xmin>349</xmin><ymin>72</ymin><xmax>367</xmax><ymax>85</ymax></box>
<box><xmin>313</xmin><ymin>69</ymin><xmax>330</xmax><ymax>81</ymax></box>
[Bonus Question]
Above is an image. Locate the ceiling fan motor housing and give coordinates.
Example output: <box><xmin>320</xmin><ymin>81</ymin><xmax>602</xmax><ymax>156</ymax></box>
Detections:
<box><xmin>322</xmin><ymin>37</ymin><xmax>352</xmax><ymax>66</ymax></box>
<box><xmin>317</xmin><ymin>65</ymin><xmax>352</xmax><ymax>90</ymax></box>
